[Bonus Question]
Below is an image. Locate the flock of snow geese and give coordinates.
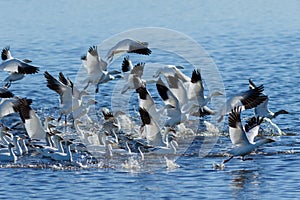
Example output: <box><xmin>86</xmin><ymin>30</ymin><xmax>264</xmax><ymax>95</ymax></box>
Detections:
<box><xmin>0</xmin><ymin>38</ymin><xmax>289</xmax><ymax>169</ymax></box>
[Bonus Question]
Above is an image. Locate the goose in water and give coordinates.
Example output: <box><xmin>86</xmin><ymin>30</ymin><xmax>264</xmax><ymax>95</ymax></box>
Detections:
<box><xmin>120</xmin><ymin>56</ymin><xmax>145</xmax><ymax>94</ymax></box>
<box><xmin>0</xmin><ymin>124</ymin><xmax>13</xmax><ymax>146</ymax></box>
<box><xmin>147</xmin><ymin>132</ymin><xmax>178</xmax><ymax>155</ymax></box>
<box><xmin>186</xmin><ymin>69</ymin><xmax>223</xmax><ymax>117</ymax></box>
<box><xmin>50</xmin><ymin>140</ymin><xmax>73</xmax><ymax>162</ymax></box>
<box><xmin>139</xmin><ymin>107</ymin><xmax>177</xmax><ymax>155</ymax></box>
<box><xmin>12</xmin><ymin>98</ymin><xmax>46</xmax><ymax>140</ymax></box>
<box><xmin>12</xmin><ymin>135</ymin><xmax>24</xmax><ymax>156</ymax></box>
<box><xmin>217</xmin><ymin>84</ymin><xmax>268</xmax><ymax>122</ymax></box>
<box><xmin>44</xmin><ymin>71</ymin><xmax>81</xmax><ymax>123</ymax></box>
<box><xmin>136</xmin><ymin>83</ymin><xmax>162</xmax><ymax>120</ymax></box>
<box><xmin>249</xmin><ymin>79</ymin><xmax>289</xmax><ymax>119</ymax></box>
<box><xmin>156</xmin><ymin>77</ymin><xmax>189</xmax><ymax>127</ymax></box>
<box><xmin>33</xmin><ymin>134</ymin><xmax>65</xmax><ymax>158</ymax></box>
<box><xmin>100</xmin><ymin>108</ymin><xmax>121</xmax><ymax>142</ymax></box>
<box><xmin>0</xmin><ymin>46</ymin><xmax>39</xmax><ymax>87</ymax></box>
<box><xmin>106</xmin><ymin>38</ymin><xmax>152</xmax><ymax>62</ymax></box>
<box><xmin>81</xmin><ymin>46</ymin><xmax>120</xmax><ymax>93</ymax></box>
<box><xmin>0</xmin><ymin>143</ymin><xmax>17</xmax><ymax>163</ymax></box>
<box><xmin>223</xmin><ymin>107</ymin><xmax>275</xmax><ymax>164</ymax></box>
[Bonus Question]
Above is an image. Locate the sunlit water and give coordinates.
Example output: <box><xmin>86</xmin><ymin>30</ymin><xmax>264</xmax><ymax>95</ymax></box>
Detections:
<box><xmin>0</xmin><ymin>0</ymin><xmax>299</xmax><ymax>199</ymax></box>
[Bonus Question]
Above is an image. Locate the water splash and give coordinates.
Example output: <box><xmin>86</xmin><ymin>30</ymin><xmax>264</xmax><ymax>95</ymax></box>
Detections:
<box><xmin>121</xmin><ymin>156</ymin><xmax>141</xmax><ymax>172</ymax></box>
<box><xmin>165</xmin><ymin>156</ymin><xmax>180</xmax><ymax>171</ymax></box>
<box><xmin>212</xmin><ymin>162</ymin><xmax>225</xmax><ymax>170</ymax></box>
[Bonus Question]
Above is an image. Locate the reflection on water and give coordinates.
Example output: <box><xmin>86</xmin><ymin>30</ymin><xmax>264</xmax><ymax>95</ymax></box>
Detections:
<box><xmin>0</xmin><ymin>0</ymin><xmax>300</xmax><ymax>199</ymax></box>
<box><xmin>230</xmin><ymin>169</ymin><xmax>260</xmax><ymax>199</ymax></box>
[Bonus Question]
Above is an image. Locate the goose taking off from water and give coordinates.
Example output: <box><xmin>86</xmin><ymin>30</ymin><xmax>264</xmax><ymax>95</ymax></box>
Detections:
<box><xmin>223</xmin><ymin>107</ymin><xmax>275</xmax><ymax>164</ymax></box>
<box><xmin>44</xmin><ymin>71</ymin><xmax>82</xmax><ymax>123</ymax></box>
<box><xmin>187</xmin><ymin>69</ymin><xmax>223</xmax><ymax>117</ymax></box>
<box><xmin>0</xmin><ymin>46</ymin><xmax>39</xmax><ymax>87</ymax></box>
<box><xmin>136</xmin><ymin>83</ymin><xmax>162</xmax><ymax>120</ymax></box>
<box><xmin>249</xmin><ymin>79</ymin><xmax>289</xmax><ymax>119</ymax></box>
<box><xmin>106</xmin><ymin>39</ymin><xmax>152</xmax><ymax>62</ymax></box>
<box><xmin>120</xmin><ymin>56</ymin><xmax>145</xmax><ymax>94</ymax></box>
<box><xmin>139</xmin><ymin>107</ymin><xmax>177</xmax><ymax>154</ymax></box>
<box><xmin>12</xmin><ymin>98</ymin><xmax>46</xmax><ymax>140</ymax></box>
<box><xmin>217</xmin><ymin>84</ymin><xmax>268</xmax><ymax>122</ymax></box>
<box><xmin>0</xmin><ymin>89</ymin><xmax>19</xmax><ymax>119</ymax></box>
<box><xmin>81</xmin><ymin>46</ymin><xmax>120</xmax><ymax>93</ymax></box>
<box><xmin>156</xmin><ymin>77</ymin><xmax>187</xmax><ymax>127</ymax></box>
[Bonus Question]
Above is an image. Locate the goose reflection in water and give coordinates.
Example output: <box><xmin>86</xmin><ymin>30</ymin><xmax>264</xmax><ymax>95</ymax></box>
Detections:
<box><xmin>230</xmin><ymin>169</ymin><xmax>260</xmax><ymax>199</ymax></box>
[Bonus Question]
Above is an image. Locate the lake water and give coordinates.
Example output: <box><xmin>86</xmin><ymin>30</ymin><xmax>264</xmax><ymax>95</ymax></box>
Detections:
<box><xmin>0</xmin><ymin>0</ymin><xmax>300</xmax><ymax>199</ymax></box>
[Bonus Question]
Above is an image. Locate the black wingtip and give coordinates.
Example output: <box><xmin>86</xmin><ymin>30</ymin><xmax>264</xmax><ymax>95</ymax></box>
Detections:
<box><xmin>1</xmin><ymin>46</ymin><xmax>10</xmax><ymax>61</ymax></box>
<box><xmin>136</xmin><ymin>86</ymin><xmax>148</xmax><ymax>100</ymax></box>
<box><xmin>121</xmin><ymin>56</ymin><xmax>131</xmax><ymax>73</ymax></box>
<box><xmin>139</xmin><ymin>107</ymin><xmax>151</xmax><ymax>126</ymax></box>
<box><xmin>101</xmin><ymin>109</ymin><xmax>114</xmax><ymax>121</ymax></box>
<box><xmin>191</xmin><ymin>69</ymin><xmax>202</xmax><ymax>83</ymax></box>
<box><xmin>244</xmin><ymin>95</ymin><xmax>268</xmax><ymax>110</ymax></box>
<box><xmin>81</xmin><ymin>55</ymin><xmax>87</xmax><ymax>60</ymax></box>
<box><xmin>156</xmin><ymin>78</ymin><xmax>169</xmax><ymax>101</ymax></box>
<box><xmin>129</xmin><ymin>48</ymin><xmax>152</xmax><ymax>55</ymax></box>
<box><xmin>198</xmin><ymin>106</ymin><xmax>214</xmax><ymax>117</ymax></box>
<box><xmin>248</xmin><ymin>79</ymin><xmax>257</xmax><ymax>89</ymax></box>
<box><xmin>12</xmin><ymin>98</ymin><xmax>33</xmax><ymax>123</ymax></box>
<box><xmin>88</xmin><ymin>46</ymin><xmax>98</xmax><ymax>56</ymax></box>
<box><xmin>17</xmin><ymin>65</ymin><xmax>39</xmax><ymax>74</ymax></box>
<box><xmin>0</xmin><ymin>88</ymin><xmax>14</xmax><ymax>98</ymax></box>
<box><xmin>228</xmin><ymin>107</ymin><xmax>242</xmax><ymax>128</ymax></box>
<box><xmin>59</xmin><ymin>72</ymin><xmax>69</xmax><ymax>85</ymax></box>
<box><xmin>244</xmin><ymin>116</ymin><xmax>264</xmax><ymax>132</ymax></box>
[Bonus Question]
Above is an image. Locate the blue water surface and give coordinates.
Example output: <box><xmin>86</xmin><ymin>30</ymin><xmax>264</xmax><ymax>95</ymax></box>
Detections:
<box><xmin>0</xmin><ymin>0</ymin><xmax>299</xmax><ymax>199</ymax></box>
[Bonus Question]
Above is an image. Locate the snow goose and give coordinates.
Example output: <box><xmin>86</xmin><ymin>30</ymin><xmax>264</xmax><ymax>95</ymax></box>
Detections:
<box><xmin>147</xmin><ymin>132</ymin><xmax>178</xmax><ymax>155</ymax></box>
<box><xmin>249</xmin><ymin>79</ymin><xmax>289</xmax><ymax>119</ymax></box>
<box><xmin>217</xmin><ymin>84</ymin><xmax>268</xmax><ymax>122</ymax></box>
<box><xmin>156</xmin><ymin>77</ymin><xmax>189</xmax><ymax>127</ymax></box>
<box><xmin>50</xmin><ymin>140</ymin><xmax>73</xmax><ymax>162</ymax></box>
<box><xmin>120</xmin><ymin>56</ymin><xmax>145</xmax><ymax>93</ymax></box>
<box><xmin>136</xmin><ymin>84</ymin><xmax>162</xmax><ymax>120</ymax></box>
<box><xmin>12</xmin><ymin>135</ymin><xmax>24</xmax><ymax>156</ymax></box>
<box><xmin>223</xmin><ymin>107</ymin><xmax>275</xmax><ymax>163</ymax></box>
<box><xmin>81</xmin><ymin>46</ymin><xmax>120</xmax><ymax>93</ymax></box>
<box><xmin>0</xmin><ymin>143</ymin><xmax>17</xmax><ymax>163</ymax></box>
<box><xmin>139</xmin><ymin>107</ymin><xmax>165</xmax><ymax>147</ymax></box>
<box><xmin>58</xmin><ymin>72</ymin><xmax>88</xmax><ymax>99</ymax></box>
<box><xmin>0</xmin><ymin>124</ymin><xmax>13</xmax><ymax>145</ymax></box>
<box><xmin>165</xmin><ymin>74</ymin><xmax>189</xmax><ymax>108</ymax></box>
<box><xmin>187</xmin><ymin>69</ymin><xmax>223</xmax><ymax>116</ymax></box>
<box><xmin>0</xmin><ymin>46</ymin><xmax>39</xmax><ymax>87</ymax></box>
<box><xmin>44</xmin><ymin>71</ymin><xmax>81</xmax><ymax>123</ymax></box>
<box><xmin>33</xmin><ymin>134</ymin><xmax>64</xmax><ymax>158</ymax></box>
<box><xmin>100</xmin><ymin>108</ymin><xmax>121</xmax><ymax>140</ymax></box>
<box><xmin>139</xmin><ymin>107</ymin><xmax>178</xmax><ymax>155</ymax></box>
<box><xmin>106</xmin><ymin>39</ymin><xmax>152</xmax><ymax>62</ymax></box>
<box><xmin>12</xmin><ymin>98</ymin><xmax>46</xmax><ymax>140</ymax></box>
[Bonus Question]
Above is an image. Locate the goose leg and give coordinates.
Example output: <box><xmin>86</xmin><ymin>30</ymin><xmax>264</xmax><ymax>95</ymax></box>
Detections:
<box><xmin>223</xmin><ymin>156</ymin><xmax>234</xmax><ymax>164</ymax></box>
<box><xmin>242</xmin><ymin>156</ymin><xmax>253</xmax><ymax>161</ymax></box>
